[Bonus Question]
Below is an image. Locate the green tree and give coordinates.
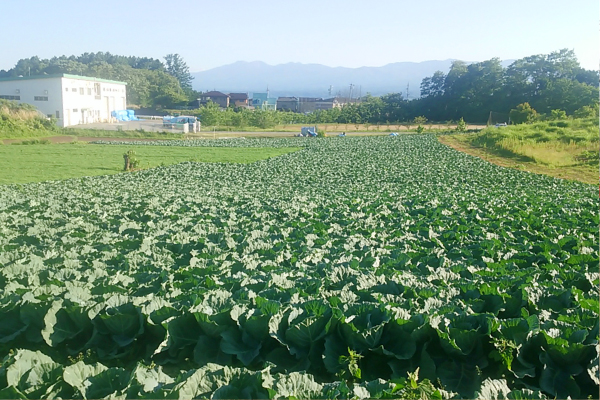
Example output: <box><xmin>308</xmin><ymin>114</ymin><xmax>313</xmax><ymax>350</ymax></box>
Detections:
<box><xmin>164</xmin><ymin>54</ymin><xmax>193</xmax><ymax>92</ymax></box>
<box><xmin>509</xmin><ymin>103</ymin><xmax>538</xmax><ymax>124</ymax></box>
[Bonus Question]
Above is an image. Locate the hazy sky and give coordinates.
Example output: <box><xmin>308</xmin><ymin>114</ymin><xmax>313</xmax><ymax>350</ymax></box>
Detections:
<box><xmin>1</xmin><ymin>0</ymin><xmax>598</xmax><ymax>72</ymax></box>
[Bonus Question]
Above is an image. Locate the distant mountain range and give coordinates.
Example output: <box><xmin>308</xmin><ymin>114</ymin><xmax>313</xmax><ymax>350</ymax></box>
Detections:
<box><xmin>191</xmin><ymin>59</ymin><xmax>514</xmax><ymax>99</ymax></box>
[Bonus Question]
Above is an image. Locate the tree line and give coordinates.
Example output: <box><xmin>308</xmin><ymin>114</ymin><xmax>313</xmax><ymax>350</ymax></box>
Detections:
<box><xmin>1</xmin><ymin>49</ymin><xmax>597</xmax><ymax>125</ymax></box>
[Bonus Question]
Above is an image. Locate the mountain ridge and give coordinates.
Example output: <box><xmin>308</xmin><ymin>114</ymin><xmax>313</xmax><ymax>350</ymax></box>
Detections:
<box><xmin>191</xmin><ymin>59</ymin><xmax>514</xmax><ymax>98</ymax></box>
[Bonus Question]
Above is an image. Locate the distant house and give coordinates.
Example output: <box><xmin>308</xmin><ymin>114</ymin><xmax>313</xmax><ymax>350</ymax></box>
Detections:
<box><xmin>0</xmin><ymin>73</ymin><xmax>127</xmax><ymax>127</ymax></box>
<box><xmin>276</xmin><ymin>97</ymin><xmax>300</xmax><ymax>112</ymax></box>
<box><xmin>229</xmin><ymin>92</ymin><xmax>249</xmax><ymax>108</ymax></box>
<box><xmin>198</xmin><ymin>91</ymin><xmax>230</xmax><ymax>108</ymax></box>
<box><xmin>251</xmin><ymin>92</ymin><xmax>277</xmax><ymax>110</ymax></box>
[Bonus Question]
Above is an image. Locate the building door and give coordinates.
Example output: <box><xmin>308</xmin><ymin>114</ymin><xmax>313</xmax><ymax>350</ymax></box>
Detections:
<box><xmin>104</xmin><ymin>97</ymin><xmax>109</xmax><ymax>121</ymax></box>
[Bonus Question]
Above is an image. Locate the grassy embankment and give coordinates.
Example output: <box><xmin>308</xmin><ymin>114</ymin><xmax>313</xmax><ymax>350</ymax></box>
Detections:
<box><xmin>438</xmin><ymin>117</ymin><xmax>599</xmax><ymax>184</ymax></box>
<box><xmin>0</xmin><ymin>144</ymin><xmax>300</xmax><ymax>185</ymax></box>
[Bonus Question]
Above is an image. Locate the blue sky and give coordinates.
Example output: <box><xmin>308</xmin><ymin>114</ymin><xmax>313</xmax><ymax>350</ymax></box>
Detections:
<box><xmin>1</xmin><ymin>0</ymin><xmax>598</xmax><ymax>72</ymax></box>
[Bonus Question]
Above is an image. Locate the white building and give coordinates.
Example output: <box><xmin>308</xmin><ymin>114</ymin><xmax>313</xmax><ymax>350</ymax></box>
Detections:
<box><xmin>0</xmin><ymin>74</ymin><xmax>127</xmax><ymax>127</ymax></box>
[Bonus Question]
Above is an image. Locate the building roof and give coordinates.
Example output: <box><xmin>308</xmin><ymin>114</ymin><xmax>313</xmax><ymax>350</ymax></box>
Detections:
<box><xmin>277</xmin><ymin>97</ymin><xmax>298</xmax><ymax>102</ymax></box>
<box><xmin>0</xmin><ymin>73</ymin><xmax>127</xmax><ymax>85</ymax></box>
<box><xmin>201</xmin><ymin>91</ymin><xmax>229</xmax><ymax>98</ymax></box>
<box><xmin>298</xmin><ymin>97</ymin><xmax>322</xmax><ymax>102</ymax></box>
<box><xmin>228</xmin><ymin>92</ymin><xmax>248</xmax><ymax>100</ymax></box>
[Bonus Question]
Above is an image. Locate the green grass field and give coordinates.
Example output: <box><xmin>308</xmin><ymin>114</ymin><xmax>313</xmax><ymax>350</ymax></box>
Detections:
<box><xmin>0</xmin><ymin>143</ymin><xmax>300</xmax><ymax>184</ymax></box>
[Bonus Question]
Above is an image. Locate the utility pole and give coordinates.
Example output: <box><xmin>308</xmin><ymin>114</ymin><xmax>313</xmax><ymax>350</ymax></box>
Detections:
<box><xmin>406</xmin><ymin>82</ymin><xmax>410</xmax><ymax>100</ymax></box>
<box><xmin>349</xmin><ymin>83</ymin><xmax>354</xmax><ymax>102</ymax></box>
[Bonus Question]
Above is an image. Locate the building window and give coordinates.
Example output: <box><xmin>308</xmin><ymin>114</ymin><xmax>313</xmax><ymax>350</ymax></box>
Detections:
<box><xmin>56</xmin><ymin>111</ymin><xmax>60</xmax><ymax>118</ymax></box>
<box><xmin>0</xmin><ymin>95</ymin><xmax>20</xmax><ymax>100</ymax></box>
<box><xmin>72</xmin><ymin>88</ymin><xmax>77</xmax><ymax>92</ymax></box>
<box><xmin>87</xmin><ymin>88</ymin><xmax>92</xmax><ymax>95</ymax></box>
<box><xmin>73</xmin><ymin>109</ymin><xmax>78</xmax><ymax>112</ymax></box>
<box><xmin>34</xmin><ymin>96</ymin><xmax>49</xmax><ymax>101</ymax></box>
<box><xmin>47</xmin><ymin>114</ymin><xmax>52</xmax><ymax>118</ymax></box>
<box><xmin>79</xmin><ymin>88</ymin><xmax>84</xmax><ymax>95</ymax></box>
<box><xmin>65</xmin><ymin>88</ymin><xmax>69</xmax><ymax>92</ymax></box>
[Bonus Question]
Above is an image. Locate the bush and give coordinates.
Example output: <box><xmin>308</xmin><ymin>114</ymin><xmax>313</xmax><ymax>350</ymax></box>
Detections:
<box><xmin>549</xmin><ymin>109</ymin><xmax>567</xmax><ymax>120</ymax></box>
<box><xmin>455</xmin><ymin>118</ymin><xmax>467</xmax><ymax>133</ymax></box>
<box><xmin>509</xmin><ymin>103</ymin><xmax>538</xmax><ymax>124</ymax></box>
<box><xmin>573</xmin><ymin>104</ymin><xmax>599</xmax><ymax>119</ymax></box>
<box><xmin>123</xmin><ymin>150</ymin><xmax>140</xmax><ymax>171</ymax></box>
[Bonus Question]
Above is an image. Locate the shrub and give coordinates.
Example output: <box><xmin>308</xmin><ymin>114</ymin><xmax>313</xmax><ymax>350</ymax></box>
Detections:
<box><xmin>549</xmin><ymin>109</ymin><xmax>567</xmax><ymax>120</ymax></box>
<box><xmin>455</xmin><ymin>117</ymin><xmax>467</xmax><ymax>132</ymax></box>
<box><xmin>573</xmin><ymin>104</ymin><xmax>599</xmax><ymax>119</ymax></box>
<box><xmin>123</xmin><ymin>150</ymin><xmax>140</xmax><ymax>171</ymax></box>
<box><xmin>509</xmin><ymin>103</ymin><xmax>538</xmax><ymax>124</ymax></box>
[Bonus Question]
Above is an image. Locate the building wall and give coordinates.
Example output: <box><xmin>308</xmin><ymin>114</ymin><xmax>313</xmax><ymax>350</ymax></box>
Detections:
<box><xmin>0</xmin><ymin>78</ymin><xmax>64</xmax><ymax>124</ymax></box>
<box><xmin>298</xmin><ymin>100</ymin><xmax>317</xmax><ymax>113</ymax></box>
<box><xmin>276</xmin><ymin>100</ymin><xmax>298</xmax><ymax>112</ymax></box>
<box><xmin>0</xmin><ymin>76</ymin><xmax>126</xmax><ymax>127</ymax></box>
<box><xmin>232</xmin><ymin>99</ymin><xmax>248</xmax><ymax>107</ymax></box>
<box><xmin>61</xmin><ymin>78</ymin><xmax>126</xmax><ymax>126</ymax></box>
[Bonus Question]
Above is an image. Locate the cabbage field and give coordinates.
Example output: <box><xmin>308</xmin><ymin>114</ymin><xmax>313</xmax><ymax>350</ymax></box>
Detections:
<box><xmin>0</xmin><ymin>135</ymin><xmax>598</xmax><ymax>399</ymax></box>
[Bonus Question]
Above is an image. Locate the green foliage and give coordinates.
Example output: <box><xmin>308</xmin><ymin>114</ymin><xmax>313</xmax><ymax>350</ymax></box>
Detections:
<box><xmin>0</xmin><ymin>136</ymin><xmax>597</xmax><ymax>399</ymax></box>
<box><xmin>510</xmin><ymin>103</ymin><xmax>538</xmax><ymax>124</ymax></box>
<box><xmin>455</xmin><ymin>117</ymin><xmax>467</xmax><ymax>132</ymax></box>
<box><xmin>164</xmin><ymin>53</ymin><xmax>193</xmax><ymax>92</ymax></box>
<box><xmin>413</xmin><ymin>115</ymin><xmax>428</xmax><ymax>125</ymax></box>
<box><xmin>11</xmin><ymin>139</ymin><xmax>51</xmax><ymax>145</ymax></box>
<box><xmin>316</xmin><ymin>127</ymin><xmax>327</xmax><ymax>137</ymax></box>
<box><xmin>549</xmin><ymin>109</ymin><xmax>567</xmax><ymax>120</ymax></box>
<box><xmin>123</xmin><ymin>149</ymin><xmax>140</xmax><ymax>171</ymax></box>
<box><xmin>337</xmin><ymin>348</ymin><xmax>363</xmax><ymax>383</ymax></box>
<box><xmin>573</xmin><ymin>103</ymin><xmax>599</xmax><ymax>119</ymax></box>
<box><xmin>416</xmin><ymin>125</ymin><xmax>425</xmax><ymax>133</ymax></box>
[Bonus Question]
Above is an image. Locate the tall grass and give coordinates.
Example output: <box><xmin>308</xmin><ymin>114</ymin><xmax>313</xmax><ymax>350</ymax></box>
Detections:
<box><xmin>0</xmin><ymin>100</ymin><xmax>59</xmax><ymax>138</ymax></box>
<box><xmin>468</xmin><ymin>117</ymin><xmax>599</xmax><ymax>167</ymax></box>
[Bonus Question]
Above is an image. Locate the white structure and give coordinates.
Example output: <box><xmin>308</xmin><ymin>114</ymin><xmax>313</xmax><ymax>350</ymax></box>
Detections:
<box><xmin>0</xmin><ymin>74</ymin><xmax>127</xmax><ymax>127</ymax></box>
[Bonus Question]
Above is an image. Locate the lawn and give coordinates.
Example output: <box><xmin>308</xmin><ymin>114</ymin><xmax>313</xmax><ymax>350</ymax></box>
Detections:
<box><xmin>0</xmin><ymin>143</ymin><xmax>300</xmax><ymax>184</ymax></box>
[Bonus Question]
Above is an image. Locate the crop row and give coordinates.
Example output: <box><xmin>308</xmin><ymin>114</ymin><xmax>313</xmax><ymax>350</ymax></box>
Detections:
<box><xmin>0</xmin><ymin>135</ymin><xmax>598</xmax><ymax>398</ymax></box>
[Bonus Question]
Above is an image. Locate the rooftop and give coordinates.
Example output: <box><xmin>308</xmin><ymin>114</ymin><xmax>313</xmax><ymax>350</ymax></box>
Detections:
<box><xmin>200</xmin><ymin>91</ymin><xmax>229</xmax><ymax>97</ymax></box>
<box><xmin>0</xmin><ymin>73</ymin><xmax>127</xmax><ymax>85</ymax></box>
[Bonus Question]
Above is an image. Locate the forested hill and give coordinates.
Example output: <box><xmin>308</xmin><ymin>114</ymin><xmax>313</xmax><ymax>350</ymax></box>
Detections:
<box><xmin>0</xmin><ymin>52</ymin><xmax>194</xmax><ymax>109</ymax></box>
<box><xmin>416</xmin><ymin>49</ymin><xmax>599</xmax><ymax>122</ymax></box>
